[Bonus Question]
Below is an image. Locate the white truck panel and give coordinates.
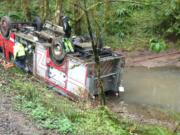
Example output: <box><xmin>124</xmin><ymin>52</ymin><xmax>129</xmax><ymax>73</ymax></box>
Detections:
<box><xmin>33</xmin><ymin>43</ymin><xmax>48</xmax><ymax>78</ymax></box>
<box><xmin>67</xmin><ymin>59</ymin><xmax>87</xmax><ymax>95</ymax></box>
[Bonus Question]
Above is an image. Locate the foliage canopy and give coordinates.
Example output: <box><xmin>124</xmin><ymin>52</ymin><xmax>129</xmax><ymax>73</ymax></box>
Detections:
<box><xmin>0</xmin><ymin>0</ymin><xmax>179</xmax><ymax>51</ymax></box>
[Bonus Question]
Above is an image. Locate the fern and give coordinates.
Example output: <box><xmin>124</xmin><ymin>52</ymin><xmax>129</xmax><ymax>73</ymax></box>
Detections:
<box><xmin>149</xmin><ymin>38</ymin><xmax>167</xmax><ymax>53</ymax></box>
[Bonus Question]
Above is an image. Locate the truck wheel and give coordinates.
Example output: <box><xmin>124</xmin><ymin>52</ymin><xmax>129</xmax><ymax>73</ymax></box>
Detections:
<box><xmin>32</xmin><ymin>16</ymin><xmax>42</xmax><ymax>31</ymax></box>
<box><xmin>0</xmin><ymin>16</ymin><xmax>11</xmax><ymax>39</ymax></box>
<box><xmin>49</xmin><ymin>39</ymin><xmax>66</xmax><ymax>65</ymax></box>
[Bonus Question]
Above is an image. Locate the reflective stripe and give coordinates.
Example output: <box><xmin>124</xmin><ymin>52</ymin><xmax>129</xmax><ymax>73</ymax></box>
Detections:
<box><xmin>64</xmin><ymin>38</ymin><xmax>74</xmax><ymax>53</ymax></box>
<box><xmin>14</xmin><ymin>42</ymin><xmax>25</xmax><ymax>59</ymax></box>
<box><xmin>17</xmin><ymin>47</ymin><xmax>25</xmax><ymax>57</ymax></box>
<box><xmin>9</xmin><ymin>37</ymin><xmax>15</xmax><ymax>42</ymax></box>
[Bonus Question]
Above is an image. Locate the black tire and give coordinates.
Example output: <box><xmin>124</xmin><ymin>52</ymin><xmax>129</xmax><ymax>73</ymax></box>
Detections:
<box><xmin>62</xmin><ymin>16</ymin><xmax>71</xmax><ymax>38</ymax></box>
<box><xmin>0</xmin><ymin>16</ymin><xmax>11</xmax><ymax>39</ymax></box>
<box><xmin>32</xmin><ymin>16</ymin><xmax>42</xmax><ymax>31</ymax></box>
<box><xmin>49</xmin><ymin>39</ymin><xmax>66</xmax><ymax>65</ymax></box>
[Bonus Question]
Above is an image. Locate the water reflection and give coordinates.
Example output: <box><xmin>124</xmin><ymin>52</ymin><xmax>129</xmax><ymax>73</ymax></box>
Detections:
<box><xmin>122</xmin><ymin>67</ymin><xmax>180</xmax><ymax>112</ymax></box>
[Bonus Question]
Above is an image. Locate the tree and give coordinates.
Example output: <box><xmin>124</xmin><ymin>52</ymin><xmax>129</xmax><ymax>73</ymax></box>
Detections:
<box><xmin>83</xmin><ymin>0</ymin><xmax>106</xmax><ymax>105</ymax></box>
<box><xmin>39</xmin><ymin>0</ymin><xmax>49</xmax><ymax>21</ymax></box>
<box><xmin>104</xmin><ymin>0</ymin><xmax>111</xmax><ymax>34</ymax></box>
<box><xmin>157</xmin><ymin>0</ymin><xmax>180</xmax><ymax>41</ymax></box>
<box><xmin>7</xmin><ymin>0</ymin><xmax>14</xmax><ymax>12</ymax></box>
<box><xmin>21</xmin><ymin>0</ymin><xmax>31</xmax><ymax>21</ymax></box>
<box><xmin>73</xmin><ymin>0</ymin><xmax>82</xmax><ymax>35</ymax></box>
<box><xmin>54</xmin><ymin>0</ymin><xmax>63</xmax><ymax>25</ymax></box>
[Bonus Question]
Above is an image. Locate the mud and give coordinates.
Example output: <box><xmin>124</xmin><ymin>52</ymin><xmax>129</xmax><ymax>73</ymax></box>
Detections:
<box><xmin>0</xmin><ymin>90</ymin><xmax>62</xmax><ymax>135</ymax></box>
<box><xmin>122</xmin><ymin>49</ymin><xmax>180</xmax><ymax>68</ymax></box>
<box><xmin>108</xmin><ymin>98</ymin><xmax>180</xmax><ymax>132</ymax></box>
<box><xmin>0</xmin><ymin>92</ymin><xmax>42</xmax><ymax>135</ymax></box>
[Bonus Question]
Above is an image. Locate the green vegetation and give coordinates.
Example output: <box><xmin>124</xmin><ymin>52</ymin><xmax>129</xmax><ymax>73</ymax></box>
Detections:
<box><xmin>149</xmin><ymin>38</ymin><xmax>167</xmax><ymax>53</ymax></box>
<box><xmin>0</xmin><ymin>0</ymin><xmax>180</xmax><ymax>134</ymax></box>
<box><xmin>0</xmin><ymin>67</ymin><xmax>178</xmax><ymax>135</ymax></box>
<box><xmin>154</xmin><ymin>0</ymin><xmax>180</xmax><ymax>40</ymax></box>
<box><xmin>0</xmin><ymin>0</ymin><xmax>179</xmax><ymax>51</ymax></box>
<box><xmin>104</xmin><ymin>0</ymin><xmax>179</xmax><ymax>51</ymax></box>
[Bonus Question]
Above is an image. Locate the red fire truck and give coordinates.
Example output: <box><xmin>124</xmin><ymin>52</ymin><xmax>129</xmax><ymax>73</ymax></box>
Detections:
<box><xmin>0</xmin><ymin>16</ymin><xmax>124</xmax><ymax>98</ymax></box>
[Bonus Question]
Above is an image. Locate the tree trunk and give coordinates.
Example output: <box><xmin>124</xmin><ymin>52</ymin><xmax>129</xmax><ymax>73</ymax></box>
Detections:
<box><xmin>39</xmin><ymin>0</ymin><xmax>49</xmax><ymax>21</ymax></box>
<box><xmin>54</xmin><ymin>0</ymin><xmax>63</xmax><ymax>25</ymax></box>
<box><xmin>104</xmin><ymin>0</ymin><xmax>110</xmax><ymax>35</ymax></box>
<box><xmin>83</xmin><ymin>0</ymin><xmax>106</xmax><ymax>105</ymax></box>
<box><xmin>44</xmin><ymin>0</ymin><xmax>49</xmax><ymax>20</ymax></box>
<box><xmin>73</xmin><ymin>0</ymin><xmax>82</xmax><ymax>35</ymax></box>
<box><xmin>21</xmin><ymin>0</ymin><xmax>31</xmax><ymax>21</ymax></box>
<box><xmin>7</xmin><ymin>0</ymin><xmax>14</xmax><ymax>12</ymax></box>
<box><xmin>39</xmin><ymin>0</ymin><xmax>44</xmax><ymax>20</ymax></box>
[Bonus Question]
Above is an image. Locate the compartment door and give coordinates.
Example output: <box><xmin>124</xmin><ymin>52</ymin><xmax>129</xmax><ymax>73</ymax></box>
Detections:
<box><xmin>33</xmin><ymin>43</ymin><xmax>48</xmax><ymax>78</ymax></box>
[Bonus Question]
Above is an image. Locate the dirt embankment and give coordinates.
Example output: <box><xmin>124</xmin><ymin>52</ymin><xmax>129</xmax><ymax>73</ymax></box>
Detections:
<box><xmin>108</xmin><ymin>99</ymin><xmax>180</xmax><ymax>132</ymax></box>
<box><xmin>121</xmin><ymin>49</ymin><xmax>180</xmax><ymax>68</ymax></box>
<box><xmin>0</xmin><ymin>69</ymin><xmax>58</xmax><ymax>135</ymax></box>
<box><xmin>0</xmin><ymin>92</ymin><xmax>45</xmax><ymax>135</ymax></box>
<box><xmin>113</xmin><ymin>49</ymin><xmax>180</xmax><ymax>131</ymax></box>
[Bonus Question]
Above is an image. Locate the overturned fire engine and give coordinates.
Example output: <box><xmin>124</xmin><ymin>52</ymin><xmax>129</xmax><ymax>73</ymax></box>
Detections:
<box><xmin>0</xmin><ymin>16</ymin><xmax>124</xmax><ymax>98</ymax></box>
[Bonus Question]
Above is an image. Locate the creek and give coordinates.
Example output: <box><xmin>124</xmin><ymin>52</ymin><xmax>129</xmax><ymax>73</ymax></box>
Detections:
<box><xmin>122</xmin><ymin>67</ymin><xmax>180</xmax><ymax>112</ymax></box>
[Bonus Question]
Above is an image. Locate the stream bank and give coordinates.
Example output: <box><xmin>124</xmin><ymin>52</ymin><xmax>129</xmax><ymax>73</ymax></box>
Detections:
<box><xmin>108</xmin><ymin>50</ymin><xmax>180</xmax><ymax>132</ymax></box>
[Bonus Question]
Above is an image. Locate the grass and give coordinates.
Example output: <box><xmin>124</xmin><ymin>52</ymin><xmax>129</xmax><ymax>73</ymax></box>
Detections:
<box><xmin>0</xmin><ymin>66</ymin><xmax>178</xmax><ymax>135</ymax></box>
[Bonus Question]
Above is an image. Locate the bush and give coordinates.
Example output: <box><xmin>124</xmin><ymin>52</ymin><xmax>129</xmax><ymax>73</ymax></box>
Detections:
<box><xmin>155</xmin><ymin>0</ymin><xmax>180</xmax><ymax>40</ymax></box>
<box><xmin>149</xmin><ymin>38</ymin><xmax>167</xmax><ymax>53</ymax></box>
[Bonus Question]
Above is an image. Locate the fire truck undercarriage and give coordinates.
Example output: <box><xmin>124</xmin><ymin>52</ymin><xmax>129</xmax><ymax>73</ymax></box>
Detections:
<box><xmin>0</xmin><ymin>16</ymin><xmax>125</xmax><ymax>98</ymax></box>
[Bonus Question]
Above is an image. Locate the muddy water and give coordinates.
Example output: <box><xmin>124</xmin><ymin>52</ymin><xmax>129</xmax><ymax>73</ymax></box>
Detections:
<box><xmin>122</xmin><ymin>67</ymin><xmax>180</xmax><ymax>112</ymax></box>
